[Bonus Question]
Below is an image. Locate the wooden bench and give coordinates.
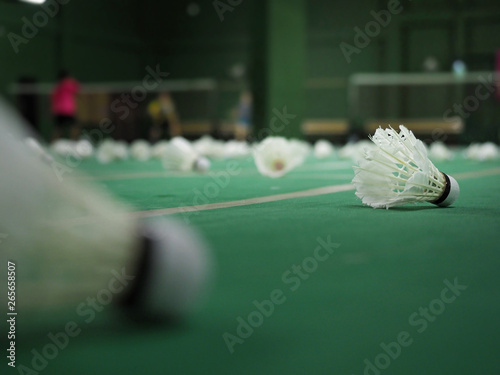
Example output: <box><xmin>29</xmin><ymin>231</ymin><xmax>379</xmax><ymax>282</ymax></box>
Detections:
<box><xmin>363</xmin><ymin>117</ymin><xmax>464</xmax><ymax>135</ymax></box>
<box><xmin>302</xmin><ymin>119</ymin><xmax>350</xmax><ymax>137</ymax></box>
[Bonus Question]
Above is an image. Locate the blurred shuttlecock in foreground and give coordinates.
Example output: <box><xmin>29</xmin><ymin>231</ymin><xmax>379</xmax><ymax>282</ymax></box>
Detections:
<box><xmin>0</xmin><ymin>97</ymin><xmax>213</xmax><ymax>324</ymax></box>
<box><xmin>253</xmin><ymin>137</ymin><xmax>304</xmax><ymax>178</ymax></box>
<box><xmin>352</xmin><ymin>125</ymin><xmax>459</xmax><ymax>209</ymax></box>
<box><xmin>162</xmin><ymin>137</ymin><xmax>210</xmax><ymax>172</ymax></box>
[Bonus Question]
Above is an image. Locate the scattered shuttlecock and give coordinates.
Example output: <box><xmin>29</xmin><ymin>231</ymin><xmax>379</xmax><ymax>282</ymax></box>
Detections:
<box><xmin>162</xmin><ymin>137</ymin><xmax>210</xmax><ymax>172</ymax></box>
<box><xmin>223</xmin><ymin>140</ymin><xmax>251</xmax><ymax>159</ymax></box>
<box><xmin>428</xmin><ymin>141</ymin><xmax>453</xmax><ymax>161</ymax></box>
<box><xmin>253</xmin><ymin>137</ymin><xmax>304</xmax><ymax>178</ymax></box>
<box><xmin>113</xmin><ymin>141</ymin><xmax>129</xmax><ymax>161</ymax></box>
<box><xmin>352</xmin><ymin>125</ymin><xmax>460</xmax><ymax>209</ymax></box>
<box><xmin>51</xmin><ymin>139</ymin><xmax>79</xmax><ymax>159</ymax></box>
<box><xmin>338</xmin><ymin>140</ymin><xmax>376</xmax><ymax>162</ymax></box>
<box><xmin>192</xmin><ymin>135</ymin><xmax>226</xmax><ymax>159</ymax></box>
<box><xmin>75</xmin><ymin>139</ymin><xmax>94</xmax><ymax>159</ymax></box>
<box><xmin>96</xmin><ymin>140</ymin><xmax>117</xmax><ymax>164</ymax></box>
<box><xmin>478</xmin><ymin>142</ymin><xmax>499</xmax><ymax>160</ymax></box>
<box><xmin>192</xmin><ymin>135</ymin><xmax>215</xmax><ymax>157</ymax></box>
<box><xmin>314</xmin><ymin>139</ymin><xmax>335</xmax><ymax>159</ymax></box>
<box><xmin>465</xmin><ymin>142</ymin><xmax>499</xmax><ymax>161</ymax></box>
<box><xmin>130</xmin><ymin>140</ymin><xmax>151</xmax><ymax>161</ymax></box>
<box><xmin>289</xmin><ymin>139</ymin><xmax>311</xmax><ymax>161</ymax></box>
<box><xmin>151</xmin><ymin>140</ymin><xmax>170</xmax><ymax>159</ymax></box>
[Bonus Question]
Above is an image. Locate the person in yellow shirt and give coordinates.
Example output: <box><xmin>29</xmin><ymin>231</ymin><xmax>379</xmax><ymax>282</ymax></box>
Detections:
<box><xmin>147</xmin><ymin>92</ymin><xmax>181</xmax><ymax>142</ymax></box>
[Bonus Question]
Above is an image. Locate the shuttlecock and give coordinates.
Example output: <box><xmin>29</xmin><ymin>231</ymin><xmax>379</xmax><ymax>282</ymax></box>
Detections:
<box><xmin>428</xmin><ymin>141</ymin><xmax>453</xmax><ymax>161</ymax></box>
<box><xmin>223</xmin><ymin>140</ymin><xmax>250</xmax><ymax>159</ymax></box>
<box><xmin>478</xmin><ymin>142</ymin><xmax>499</xmax><ymax>160</ymax></box>
<box><xmin>192</xmin><ymin>135</ymin><xmax>226</xmax><ymax>159</ymax></box>
<box><xmin>51</xmin><ymin>139</ymin><xmax>79</xmax><ymax>159</ymax></box>
<box><xmin>207</xmin><ymin>140</ymin><xmax>226</xmax><ymax>159</ymax></box>
<box><xmin>151</xmin><ymin>140</ymin><xmax>170</xmax><ymax>159</ymax></box>
<box><xmin>130</xmin><ymin>140</ymin><xmax>151</xmax><ymax>161</ymax></box>
<box><xmin>162</xmin><ymin>137</ymin><xmax>210</xmax><ymax>173</ymax></box>
<box><xmin>0</xmin><ymin>97</ymin><xmax>213</xmax><ymax>322</ymax></box>
<box><xmin>192</xmin><ymin>135</ymin><xmax>215</xmax><ymax>156</ymax></box>
<box><xmin>352</xmin><ymin>125</ymin><xmax>460</xmax><ymax>209</ymax></box>
<box><xmin>465</xmin><ymin>142</ymin><xmax>499</xmax><ymax>161</ymax></box>
<box><xmin>339</xmin><ymin>140</ymin><xmax>376</xmax><ymax>161</ymax></box>
<box><xmin>289</xmin><ymin>139</ymin><xmax>311</xmax><ymax>161</ymax></box>
<box><xmin>253</xmin><ymin>137</ymin><xmax>303</xmax><ymax>178</ymax></box>
<box><xmin>75</xmin><ymin>139</ymin><xmax>94</xmax><ymax>159</ymax></box>
<box><xmin>314</xmin><ymin>140</ymin><xmax>335</xmax><ymax>159</ymax></box>
<box><xmin>114</xmin><ymin>141</ymin><xmax>129</xmax><ymax>160</ymax></box>
<box><xmin>96</xmin><ymin>139</ymin><xmax>117</xmax><ymax>164</ymax></box>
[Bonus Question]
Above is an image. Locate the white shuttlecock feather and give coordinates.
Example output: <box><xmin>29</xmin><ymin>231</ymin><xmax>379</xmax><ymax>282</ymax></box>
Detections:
<box><xmin>51</xmin><ymin>139</ymin><xmax>79</xmax><ymax>159</ymax></box>
<box><xmin>339</xmin><ymin>140</ymin><xmax>377</xmax><ymax>162</ymax></box>
<box><xmin>0</xmin><ymin>98</ymin><xmax>213</xmax><ymax>321</ymax></box>
<box><xmin>130</xmin><ymin>140</ymin><xmax>151</xmax><ymax>161</ymax></box>
<box><xmin>314</xmin><ymin>139</ymin><xmax>335</xmax><ymax>159</ymax></box>
<box><xmin>352</xmin><ymin>126</ymin><xmax>459</xmax><ymax>209</ymax></box>
<box><xmin>465</xmin><ymin>142</ymin><xmax>499</xmax><ymax>161</ymax></box>
<box><xmin>253</xmin><ymin>137</ymin><xmax>304</xmax><ymax>178</ymax></box>
<box><xmin>428</xmin><ymin>141</ymin><xmax>454</xmax><ymax>161</ymax></box>
<box><xmin>75</xmin><ymin>139</ymin><xmax>94</xmax><ymax>159</ymax></box>
<box><xmin>151</xmin><ymin>140</ymin><xmax>170</xmax><ymax>159</ymax></box>
<box><xmin>113</xmin><ymin>141</ymin><xmax>129</xmax><ymax>160</ymax></box>
<box><xmin>289</xmin><ymin>139</ymin><xmax>311</xmax><ymax>161</ymax></box>
<box><xmin>162</xmin><ymin>137</ymin><xmax>210</xmax><ymax>172</ymax></box>
<box><xmin>96</xmin><ymin>140</ymin><xmax>117</xmax><ymax>164</ymax></box>
<box><xmin>223</xmin><ymin>140</ymin><xmax>250</xmax><ymax>159</ymax></box>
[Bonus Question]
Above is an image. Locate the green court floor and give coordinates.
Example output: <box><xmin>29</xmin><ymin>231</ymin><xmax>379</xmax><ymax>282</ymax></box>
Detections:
<box><xmin>16</xmin><ymin>154</ymin><xmax>500</xmax><ymax>375</ymax></box>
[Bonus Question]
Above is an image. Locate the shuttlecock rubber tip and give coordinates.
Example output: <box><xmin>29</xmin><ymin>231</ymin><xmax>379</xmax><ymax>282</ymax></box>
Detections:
<box><xmin>433</xmin><ymin>173</ymin><xmax>460</xmax><ymax>207</ymax></box>
<box><xmin>120</xmin><ymin>219</ymin><xmax>212</xmax><ymax>320</ymax></box>
<box><xmin>194</xmin><ymin>157</ymin><xmax>211</xmax><ymax>173</ymax></box>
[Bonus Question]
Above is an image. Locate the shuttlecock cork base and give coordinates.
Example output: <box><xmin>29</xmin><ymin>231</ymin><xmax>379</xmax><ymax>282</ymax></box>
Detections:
<box><xmin>431</xmin><ymin>172</ymin><xmax>460</xmax><ymax>207</ymax></box>
<box><xmin>352</xmin><ymin>125</ymin><xmax>460</xmax><ymax>209</ymax></box>
<box><xmin>119</xmin><ymin>220</ymin><xmax>211</xmax><ymax>320</ymax></box>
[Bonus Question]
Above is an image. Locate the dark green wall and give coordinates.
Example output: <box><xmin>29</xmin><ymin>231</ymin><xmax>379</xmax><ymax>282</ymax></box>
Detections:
<box><xmin>0</xmin><ymin>0</ymin><xmax>143</xmax><ymax>137</ymax></box>
<box><xmin>1</xmin><ymin>0</ymin><xmax>499</xmax><ymax>141</ymax></box>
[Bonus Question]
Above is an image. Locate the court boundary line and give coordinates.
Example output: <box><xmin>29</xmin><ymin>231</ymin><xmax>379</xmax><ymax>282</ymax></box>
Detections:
<box><xmin>130</xmin><ymin>184</ymin><xmax>355</xmax><ymax>218</ymax></box>
<box><xmin>129</xmin><ymin>167</ymin><xmax>500</xmax><ymax>218</ymax></box>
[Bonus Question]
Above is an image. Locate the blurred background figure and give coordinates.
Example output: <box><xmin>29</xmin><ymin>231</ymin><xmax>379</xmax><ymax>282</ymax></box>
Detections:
<box><xmin>234</xmin><ymin>90</ymin><xmax>252</xmax><ymax>141</ymax></box>
<box><xmin>147</xmin><ymin>91</ymin><xmax>181</xmax><ymax>142</ymax></box>
<box><xmin>51</xmin><ymin>69</ymin><xmax>80</xmax><ymax>141</ymax></box>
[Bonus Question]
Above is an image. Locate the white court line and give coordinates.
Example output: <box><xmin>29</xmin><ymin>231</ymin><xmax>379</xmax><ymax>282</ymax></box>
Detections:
<box><xmin>129</xmin><ymin>184</ymin><xmax>355</xmax><ymax>219</ymax></box>
<box><xmin>129</xmin><ymin>166</ymin><xmax>500</xmax><ymax>219</ymax></box>
<box><xmin>453</xmin><ymin>167</ymin><xmax>500</xmax><ymax>180</ymax></box>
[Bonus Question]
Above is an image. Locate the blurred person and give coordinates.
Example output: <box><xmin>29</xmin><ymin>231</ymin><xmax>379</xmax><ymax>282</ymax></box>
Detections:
<box><xmin>235</xmin><ymin>90</ymin><xmax>252</xmax><ymax>140</ymax></box>
<box><xmin>51</xmin><ymin>69</ymin><xmax>80</xmax><ymax>141</ymax></box>
<box><xmin>147</xmin><ymin>91</ymin><xmax>181</xmax><ymax>142</ymax></box>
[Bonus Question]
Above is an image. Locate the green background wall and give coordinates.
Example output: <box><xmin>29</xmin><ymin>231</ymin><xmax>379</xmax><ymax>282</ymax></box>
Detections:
<box><xmin>0</xmin><ymin>0</ymin><xmax>499</xmax><ymax>141</ymax></box>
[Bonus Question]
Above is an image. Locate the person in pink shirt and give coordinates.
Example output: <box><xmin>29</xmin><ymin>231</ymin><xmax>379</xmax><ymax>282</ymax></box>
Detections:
<box><xmin>51</xmin><ymin>69</ymin><xmax>80</xmax><ymax>140</ymax></box>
